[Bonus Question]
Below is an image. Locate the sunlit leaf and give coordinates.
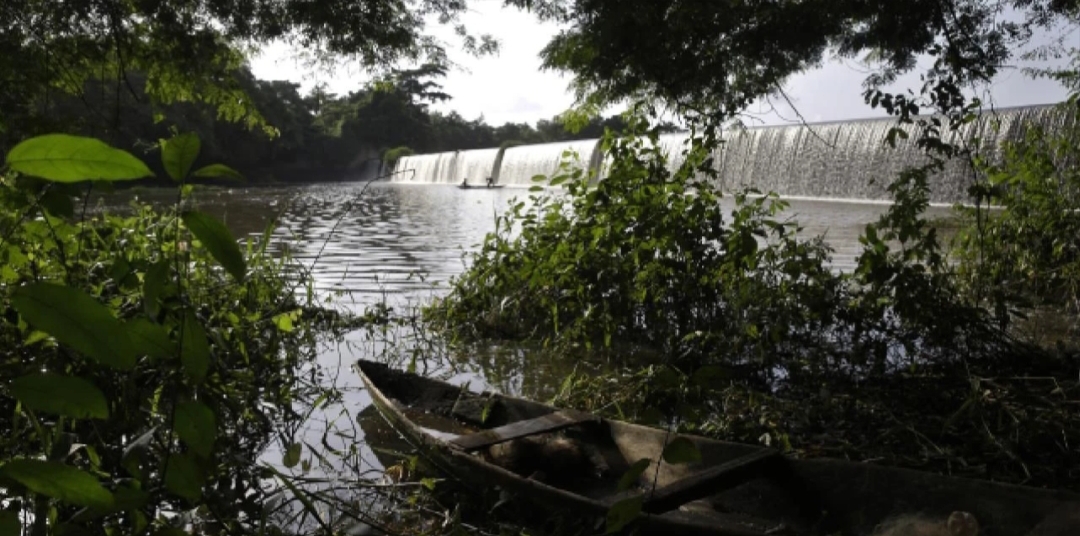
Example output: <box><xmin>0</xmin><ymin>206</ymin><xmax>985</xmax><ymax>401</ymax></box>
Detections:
<box><xmin>617</xmin><ymin>458</ymin><xmax>651</xmax><ymax>491</ymax></box>
<box><xmin>11</xmin><ymin>373</ymin><xmax>109</xmax><ymax>419</ymax></box>
<box><xmin>7</xmin><ymin>134</ymin><xmax>152</xmax><ymax>182</ymax></box>
<box><xmin>161</xmin><ymin>133</ymin><xmax>201</xmax><ymax>182</ymax></box>
<box><xmin>164</xmin><ymin>454</ymin><xmax>204</xmax><ymax>502</ymax></box>
<box><xmin>181</xmin><ymin>311</ymin><xmax>210</xmax><ymax>384</ymax></box>
<box><xmin>192</xmin><ymin>164</ymin><xmax>244</xmax><ymax>181</ymax></box>
<box><xmin>0</xmin><ymin>459</ymin><xmax>114</xmax><ymax>509</ymax></box>
<box><xmin>420</xmin><ymin>477</ymin><xmax>437</xmax><ymax>490</ymax></box>
<box><xmin>605</xmin><ymin>496</ymin><xmax>642</xmax><ymax>534</ymax></box>
<box><xmin>662</xmin><ymin>437</ymin><xmax>702</xmax><ymax>465</ymax></box>
<box><xmin>272</xmin><ymin>310</ymin><xmax>297</xmax><ymax>333</ymax></box>
<box><xmin>283</xmin><ymin>443</ymin><xmax>302</xmax><ymax>468</ymax></box>
<box><xmin>182</xmin><ymin>211</ymin><xmax>246</xmax><ymax>282</ymax></box>
<box><xmin>11</xmin><ymin>283</ymin><xmax>135</xmax><ymax>369</ymax></box>
<box><xmin>126</xmin><ymin>319</ymin><xmax>177</xmax><ymax>360</ymax></box>
<box><xmin>174</xmin><ymin>401</ymin><xmax>217</xmax><ymax>458</ymax></box>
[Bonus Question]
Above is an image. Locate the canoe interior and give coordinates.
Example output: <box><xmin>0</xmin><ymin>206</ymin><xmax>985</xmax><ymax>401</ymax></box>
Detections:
<box><xmin>357</xmin><ymin>361</ymin><xmax>1080</xmax><ymax>536</ymax></box>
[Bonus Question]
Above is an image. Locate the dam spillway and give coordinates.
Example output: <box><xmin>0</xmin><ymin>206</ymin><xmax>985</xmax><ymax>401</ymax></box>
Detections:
<box><xmin>390</xmin><ymin>105</ymin><xmax>1064</xmax><ymax>204</ymax></box>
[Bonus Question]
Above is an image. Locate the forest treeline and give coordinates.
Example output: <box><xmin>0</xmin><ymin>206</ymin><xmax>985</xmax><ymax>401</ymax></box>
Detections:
<box><xmin>2</xmin><ymin>62</ymin><xmax>636</xmax><ymax>184</ymax></box>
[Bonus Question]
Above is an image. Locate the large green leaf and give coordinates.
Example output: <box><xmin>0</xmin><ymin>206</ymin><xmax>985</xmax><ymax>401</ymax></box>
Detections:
<box><xmin>0</xmin><ymin>511</ymin><xmax>20</xmax><ymax>536</ymax></box>
<box><xmin>181</xmin><ymin>311</ymin><xmax>210</xmax><ymax>384</ymax></box>
<box><xmin>662</xmin><ymin>437</ymin><xmax>702</xmax><ymax>465</ymax></box>
<box><xmin>605</xmin><ymin>496</ymin><xmax>642</xmax><ymax>534</ymax></box>
<box><xmin>182</xmin><ymin>211</ymin><xmax>246</xmax><ymax>282</ymax></box>
<box><xmin>7</xmin><ymin>134</ymin><xmax>153</xmax><ymax>182</ymax></box>
<box><xmin>617</xmin><ymin>458</ymin><xmax>651</xmax><ymax>492</ymax></box>
<box><xmin>192</xmin><ymin>163</ymin><xmax>244</xmax><ymax>181</ymax></box>
<box><xmin>142</xmin><ymin>260</ymin><xmax>171</xmax><ymax>318</ymax></box>
<box><xmin>164</xmin><ymin>453</ymin><xmax>204</xmax><ymax>502</ymax></box>
<box><xmin>11</xmin><ymin>373</ymin><xmax>109</xmax><ymax>419</ymax></box>
<box><xmin>174</xmin><ymin>401</ymin><xmax>217</xmax><ymax>458</ymax></box>
<box><xmin>126</xmin><ymin>319</ymin><xmax>177</xmax><ymax>360</ymax></box>
<box><xmin>11</xmin><ymin>283</ymin><xmax>135</xmax><ymax>370</ymax></box>
<box><xmin>0</xmin><ymin>460</ymin><xmax>114</xmax><ymax>509</ymax></box>
<box><xmin>161</xmin><ymin>133</ymin><xmax>201</xmax><ymax>182</ymax></box>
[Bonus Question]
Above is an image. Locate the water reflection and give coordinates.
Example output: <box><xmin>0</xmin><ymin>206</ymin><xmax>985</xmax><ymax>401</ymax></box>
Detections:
<box><xmin>91</xmin><ymin>182</ymin><xmax>952</xmax><ymax>472</ymax></box>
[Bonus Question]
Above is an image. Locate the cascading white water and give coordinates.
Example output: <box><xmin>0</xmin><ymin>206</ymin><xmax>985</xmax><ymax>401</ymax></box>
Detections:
<box><xmin>391</xmin><ymin>151</ymin><xmax>459</xmax><ymax>184</ymax></box>
<box><xmin>386</xmin><ymin>104</ymin><xmax>1063</xmax><ymax>202</ymax></box>
<box><xmin>496</xmin><ymin>139</ymin><xmax>602</xmax><ymax>185</ymax></box>
<box><xmin>456</xmin><ymin>148</ymin><xmax>502</xmax><ymax>185</ymax></box>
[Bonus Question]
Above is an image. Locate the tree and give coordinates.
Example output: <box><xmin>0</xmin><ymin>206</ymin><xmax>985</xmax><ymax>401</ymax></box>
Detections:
<box><xmin>0</xmin><ymin>0</ymin><xmax>494</xmax><ymax>149</ymax></box>
<box><xmin>506</xmin><ymin>0</ymin><xmax>1079</xmax><ymax>121</ymax></box>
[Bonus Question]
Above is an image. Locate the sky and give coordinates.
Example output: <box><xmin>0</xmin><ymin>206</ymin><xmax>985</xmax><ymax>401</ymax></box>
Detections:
<box><xmin>249</xmin><ymin>1</ymin><xmax>1075</xmax><ymax>128</ymax></box>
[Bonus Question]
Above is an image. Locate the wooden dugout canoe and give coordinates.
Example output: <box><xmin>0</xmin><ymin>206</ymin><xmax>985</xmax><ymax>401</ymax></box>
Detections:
<box><xmin>355</xmin><ymin>360</ymin><xmax>1080</xmax><ymax>536</ymax></box>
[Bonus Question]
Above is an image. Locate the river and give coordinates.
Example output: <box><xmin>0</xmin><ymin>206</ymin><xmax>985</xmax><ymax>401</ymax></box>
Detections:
<box><xmin>95</xmin><ymin>181</ymin><xmax>951</xmax><ymax>480</ymax></box>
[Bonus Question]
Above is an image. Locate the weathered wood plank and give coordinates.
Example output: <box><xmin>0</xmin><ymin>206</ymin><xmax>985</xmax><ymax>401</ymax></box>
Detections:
<box><xmin>448</xmin><ymin>409</ymin><xmax>598</xmax><ymax>451</ymax></box>
<box><xmin>641</xmin><ymin>449</ymin><xmax>784</xmax><ymax>514</ymax></box>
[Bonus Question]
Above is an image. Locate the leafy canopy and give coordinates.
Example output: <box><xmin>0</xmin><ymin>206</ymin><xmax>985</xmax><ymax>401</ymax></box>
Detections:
<box><xmin>506</xmin><ymin>0</ymin><xmax>1079</xmax><ymax>119</ymax></box>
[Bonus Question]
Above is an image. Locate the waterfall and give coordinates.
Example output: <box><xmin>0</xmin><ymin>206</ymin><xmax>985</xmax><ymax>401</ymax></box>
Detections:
<box><xmin>456</xmin><ymin>148</ymin><xmax>502</xmax><ymax>185</ymax></box>
<box><xmin>391</xmin><ymin>151</ymin><xmax>459</xmax><ymax>184</ymax></box>
<box><xmin>497</xmin><ymin>139</ymin><xmax>602</xmax><ymax>186</ymax></box>
<box><xmin>386</xmin><ymin>104</ymin><xmax>1064</xmax><ymax>203</ymax></box>
<box><xmin>715</xmin><ymin>105</ymin><xmax>1062</xmax><ymax>203</ymax></box>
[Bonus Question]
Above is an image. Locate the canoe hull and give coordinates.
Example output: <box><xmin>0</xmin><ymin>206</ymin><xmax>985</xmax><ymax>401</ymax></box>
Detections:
<box><xmin>356</xmin><ymin>360</ymin><xmax>1080</xmax><ymax>536</ymax></box>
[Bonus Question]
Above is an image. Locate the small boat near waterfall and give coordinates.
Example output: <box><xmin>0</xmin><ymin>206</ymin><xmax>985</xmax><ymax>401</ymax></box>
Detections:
<box><xmin>356</xmin><ymin>360</ymin><xmax>1080</xmax><ymax>536</ymax></box>
<box><xmin>457</xmin><ymin>181</ymin><xmax>506</xmax><ymax>189</ymax></box>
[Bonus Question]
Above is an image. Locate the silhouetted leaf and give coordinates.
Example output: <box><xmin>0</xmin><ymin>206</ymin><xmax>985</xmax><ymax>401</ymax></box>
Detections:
<box><xmin>283</xmin><ymin>443</ymin><xmax>302</xmax><ymax>468</ymax></box>
<box><xmin>605</xmin><ymin>496</ymin><xmax>642</xmax><ymax>534</ymax></box>
<box><xmin>126</xmin><ymin>319</ymin><xmax>177</xmax><ymax>360</ymax></box>
<box><xmin>0</xmin><ymin>460</ymin><xmax>114</xmax><ymax>509</ymax></box>
<box><xmin>11</xmin><ymin>283</ymin><xmax>134</xmax><ymax>369</ymax></box>
<box><xmin>181</xmin><ymin>311</ymin><xmax>210</xmax><ymax>384</ymax></box>
<box><xmin>617</xmin><ymin>458</ymin><xmax>651</xmax><ymax>491</ymax></box>
<box><xmin>192</xmin><ymin>164</ymin><xmax>243</xmax><ymax>181</ymax></box>
<box><xmin>174</xmin><ymin>401</ymin><xmax>217</xmax><ymax>458</ymax></box>
<box><xmin>182</xmin><ymin>211</ymin><xmax>246</xmax><ymax>281</ymax></box>
<box><xmin>0</xmin><ymin>511</ymin><xmax>20</xmax><ymax>536</ymax></box>
<box><xmin>662</xmin><ymin>437</ymin><xmax>701</xmax><ymax>464</ymax></box>
<box><xmin>143</xmin><ymin>260</ymin><xmax>171</xmax><ymax>318</ymax></box>
<box><xmin>161</xmin><ymin>133</ymin><xmax>201</xmax><ymax>181</ymax></box>
<box><xmin>7</xmin><ymin>135</ymin><xmax>152</xmax><ymax>182</ymax></box>
<box><xmin>40</xmin><ymin>187</ymin><xmax>74</xmax><ymax>218</ymax></box>
<box><xmin>164</xmin><ymin>454</ymin><xmax>203</xmax><ymax>502</ymax></box>
<box><xmin>11</xmin><ymin>373</ymin><xmax>109</xmax><ymax>419</ymax></box>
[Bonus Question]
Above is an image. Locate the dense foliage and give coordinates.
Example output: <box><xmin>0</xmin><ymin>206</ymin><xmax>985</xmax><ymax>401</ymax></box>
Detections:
<box><xmin>0</xmin><ymin>134</ymin><xmax>345</xmax><ymax>536</ymax></box>
<box><xmin>429</xmin><ymin>99</ymin><xmax>1080</xmax><ymax>491</ymax></box>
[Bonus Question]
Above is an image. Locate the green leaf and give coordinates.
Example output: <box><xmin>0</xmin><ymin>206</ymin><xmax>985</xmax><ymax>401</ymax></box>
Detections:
<box><xmin>272</xmin><ymin>310</ymin><xmax>297</xmax><ymax>333</ymax></box>
<box><xmin>192</xmin><ymin>164</ymin><xmax>244</xmax><ymax>181</ymax></box>
<box><xmin>164</xmin><ymin>454</ymin><xmax>204</xmax><ymax>502</ymax></box>
<box><xmin>143</xmin><ymin>260</ymin><xmax>171</xmax><ymax>318</ymax></box>
<box><xmin>161</xmin><ymin>133</ymin><xmax>201</xmax><ymax>181</ymax></box>
<box><xmin>605</xmin><ymin>496</ymin><xmax>642</xmax><ymax>534</ymax></box>
<box><xmin>11</xmin><ymin>373</ymin><xmax>109</xmax><ymax>419</ymax></box>
<box><xmin>7</xmin><ymin>134</ymin><xmax>153</xmax><ymax>182</ymax></box>
<box><xmin>174</xmin><ymin>401</ymin><xmax>217</xmax><ymax>458</ymax></box>
<box><xmin>420</xmin><ymin>477</ymin><xmax>437</xmax><ymax>491</ymax></box>
<box><xmin>11</xmin><ymin>283</ymin><xmax>135</xmax><ymax>369</ymax></box>
<box><xmin>182</xmin><ymin>211</ymin><xmax>246</xmax><ymax>282</ymax></box>
<box><xmin>283</xmin><ymin>443</ymin><xmax>302</xmax><ymax>468</ymax></box>
<box><xmin>0</xmin><ymin>459</ymin><xmax>114</xmax><ymax>509</ymax></box>
<box><xmin>180</xmin><ymin>311</ymin><xmax>210</xmax><ymax>384</ymax></box>
<box><xmin>662</xmin><ymin>437</ymin><xmax>702</xmax><ymax>465</ymax></box>
<box><xmin>0</xmin><ymin>511</ymin><xmax>20</xmax><ymax>536</ymax></box>
<box><xmin>617</xmin><ymin>458</ymin><xmax>651</xmax><ymax>491</ymax></box>
<box><xmin>690</xmin><ymin>365</ymin><xmax>729</xmax><ymax>388</ymax></box>
<box><xmin>40</xmin><ymin>187</ymin><xmax>75</xmax><ymax>218</ymax></box>
<box><xmin>126</xmin><ymin>319</ymin><xmax>177</xmax><ymax>360</ymax></box>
